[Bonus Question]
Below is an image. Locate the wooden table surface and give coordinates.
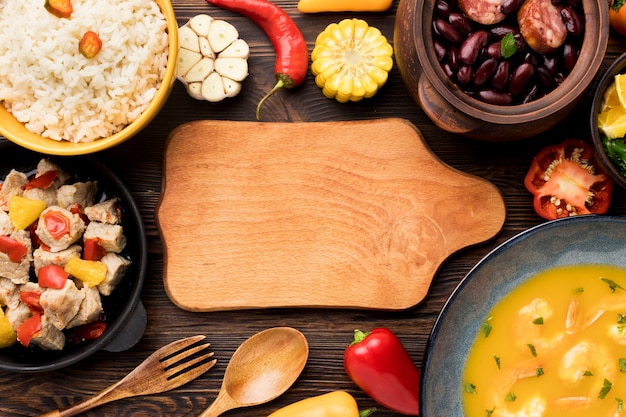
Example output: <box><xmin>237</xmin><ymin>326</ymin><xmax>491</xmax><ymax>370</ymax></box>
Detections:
<box><xmin>3</xmin><ymin>0</ymin><xmax>626</xmax><ymax>416</ymax></box>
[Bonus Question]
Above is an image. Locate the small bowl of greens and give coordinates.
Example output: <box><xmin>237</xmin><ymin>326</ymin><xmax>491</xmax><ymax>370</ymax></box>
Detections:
<box><xmin>591</xmin><ymin>52</ymin><xmax>626</xmax><ymax>189</ymax></box>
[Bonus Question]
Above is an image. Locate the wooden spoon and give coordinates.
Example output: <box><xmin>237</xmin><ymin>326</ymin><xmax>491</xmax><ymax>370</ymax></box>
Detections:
<box><xmin>198</xmin><ymin>327</ymin><xmax>308</xmax><ymax>417</ymax></box>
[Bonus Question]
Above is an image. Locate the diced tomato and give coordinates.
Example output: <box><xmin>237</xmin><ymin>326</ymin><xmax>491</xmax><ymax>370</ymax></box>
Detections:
<box><xmin>524</xmin><ymin>138</ymin><xmax>614</xmax><ymax>220</ymax></box>
<box><xmin>24</xmin><ymin>170</ymin><xmax>57</xmax><ymax>190</ymax></box>
<box><xmin>0</xmin><ymin>235</ymin><xmax>28</xmax><ymax>262</ymax></box>
<box><xmin>17</xmin><ymin>314</ymin><xmax>42</xmax><ymax>347</ymax></box>
<box><xmin>67</xmin><ymin>320</ymin><xmax>106</xmax><ymax>344</ymax></box>
<box><xmin>20</xmin><ymin>291</ymin><xmax>43</xmax><ymax>315</ymax></box>
<box><xmin>83</xmin><ymin>238</ymin><xmax>106</xmax><ymax>261</ymax></box>
<box><xmin>43</xmin><ymin>211</ymin><xmax>70</xmax><ymax>239</ymax></box>
<box><xmin>38</xmin><ymin>264</ymin><xmax>69</xmax><ymax>289</ymax></box>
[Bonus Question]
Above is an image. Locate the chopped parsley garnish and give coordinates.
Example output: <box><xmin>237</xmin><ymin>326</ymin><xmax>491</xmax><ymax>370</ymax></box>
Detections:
<box><xmin>573</xmin><ymin>287</ymin><xmax>585</xmax><ymax>294</ymax></box>
<box><xmin>500</xmin><ymin>33</ymin><xmax>516</xmax><ymax>59</ymax></box>
<box><xmin>533</xmin><ymin>317</ymin><xmax>544</xmax><ymax>325</ymax></box>
<box><xmin>620</xmin><ymin>358</ymin><xmax>626</xmax><ymax>373</ymax></box>
<box><xmin>505</xmin><ymin>393</ymin><xmax>517</xmax><ymax>402</ymax></box>
<box><xmin>584</xmin><ymin>370</ymin><xmax>593</xmax><ymax>377</ymax></box>
<box><xmin>536</xmin><ymin>367</ymin><xmax>544</xmax><ymax>377</ymax></box>
<box><xmin>601</xmin><ymin>277</ymin><xmax>624</xmax><ymax>293</ymax></box>
<box><xmin>494</xmin><ymin>355</ymin><xmax>501</xmax><ymax>369</ymax></box>
<box><xmin>481</xmin><ymin>316</ymin><xmax>493</xmax><ymax>338</ymax></box>
<box><xmin>527</xmin><ymin>343</ymin><xmax>537</xmax><ymax>357</ymax></box>
<box><xmin>486</xmin><ymin>408</ymin><xmax>494</xmax><ymax>417</ymax></box>
<box><xmin>618</xmin><ymin>314</ymin><xmax>626</xmax><ymax>334</ymax></box>
<box><xmin>465</xmin><ymin>382</ymin><xmax>477</xmax><ymax>394</ymax></box>
<box><xmin>599</xmin><ymin>379</ymin><xmax>613</xmax><ymax>399</ymax></box>
<box><xmin>618</xmin><ymin>398</ymin><xmax>624</xmax><ymax>412</ymax></box>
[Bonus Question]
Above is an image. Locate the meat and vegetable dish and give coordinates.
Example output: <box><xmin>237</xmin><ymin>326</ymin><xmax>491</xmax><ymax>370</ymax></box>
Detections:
<box><xmin>0</xmin><ymin>158</ymin><xmax>131</xmax><ymax>352</ymax></box>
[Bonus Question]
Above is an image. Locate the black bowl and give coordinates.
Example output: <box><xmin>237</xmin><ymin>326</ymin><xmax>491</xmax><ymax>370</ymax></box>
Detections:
<box><xmin>0</xmin><ymin>141</ymin><xmax>147</xmax><ymax>372</ymax></box>
<box><xmin>590</xmin><ymin>52</ymin><xmax>626</xmax><ymax>189</ymax></box>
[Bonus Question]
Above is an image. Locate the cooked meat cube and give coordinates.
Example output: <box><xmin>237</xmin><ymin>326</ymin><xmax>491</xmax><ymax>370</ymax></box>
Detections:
<box><xmin>5</xmin><ymin>302</ymin><xmax>31</xmax><ymax>330</ymax></box>
<box><xmin>36</xmin><ymin>158</ymin><xmax>69</xmax><ymax>187</ymax></box>
<box><xmin>84</xmin><ymin>198</ymin><xmax>122</xmax><ymax>225</ymax></box>
<box><xmin>33</xmin><ymin>245</ymin><xmax>81</xmax><ymax>275</ymax></box>
<box><xmin>57</xmin><ymin>181</ymin><xmax>97</xmax><ymax>209</ymax></box>
<box><xmin>39</xmin><ymin>279</ymin><xmax>85</xmax><ymax>331</ymax></box>
<box><xmin>98</xmin><ymin>253</ymin><xmax>131</xmax><ymax>296</ymax></box>
<box><xmin>83</xmin><ymin>222</ymin><xmax>126</xmax><ymax>253</ymax></box>
<box><xmin>36</xmin><ymin>206</ymin><xmax>85</xmax><ymax>252</ymax></box>
<box><xmin>31</xmin><ymin>315</ymin><xmax>66</xmax><ymax>351</ymax></box>
<box><xmin>0</xmin><ymin>230</ymin><xmax>33</xmax><ymax>284</ymax></box>
<box><xmin>22</xmin><ymin>186</ymin><xmax>58</xmax><ymax>208</ymax></box>
<box><xmin>0</xmin><ymin>277</ymin><xmax>19</xmax><ymax>309</ymax></box>
<box><xmin>0</xmin><ymin>210</ymin><xmax>14</xmax><ymax>235</ymax></box>
<box><xmin>0</xmin><ymin>169</ymin><xmax>28</xmax><ymax>211</ymax></box>
<box><xmin>67</xmin><ymin>286</ymin><xmax>102</xmax><ymax>328</ymax></box>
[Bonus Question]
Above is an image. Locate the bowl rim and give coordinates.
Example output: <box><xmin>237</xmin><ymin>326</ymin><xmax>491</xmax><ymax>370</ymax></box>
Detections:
<box><xmin>0</xmin><ymin>0</ymin><xmax>178</xmax><ymax>156</ymax></box>
<box><xmin>0</xmin><ymin>143</ymin><xmax>148</xmax><ymax>372</ymax></box>
<box><xmin>414</xmin><ymin>0</ymin><xmax>609</xmax><ymax>124</ymax></box>
<box><xmin>589</xmin><ymin>51</ymin><xmax>626</xmax><ymax>189</ymax></box>
<box><xmin>420</xmin><ymin>214</ymin><xmax>626</xmax><ymax>416</ymax></box>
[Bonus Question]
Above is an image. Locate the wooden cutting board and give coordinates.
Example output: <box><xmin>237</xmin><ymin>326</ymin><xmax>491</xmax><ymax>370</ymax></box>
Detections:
<box><xmin>157</xmin><ymin>118</ymin><xmax>505</xmax><ymax>312</ymax></box>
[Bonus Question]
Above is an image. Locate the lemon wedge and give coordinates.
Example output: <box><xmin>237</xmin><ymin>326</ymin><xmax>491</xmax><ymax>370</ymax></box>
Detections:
<box><xmin>598</xmin><ymin>74</ymin><xmax>626</xmax><ymax>139</ymax></box>
<box><xmin>615</xmin><ymin>73</ymin><xmax>626</xmax><ymax>110</ymax></box>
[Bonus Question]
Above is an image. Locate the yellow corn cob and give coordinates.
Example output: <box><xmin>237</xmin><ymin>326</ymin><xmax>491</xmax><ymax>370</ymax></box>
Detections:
<box><xmin>311</xmin><ymin>18</ymin><xmax>393</xmax><ymax>103</ymax></box>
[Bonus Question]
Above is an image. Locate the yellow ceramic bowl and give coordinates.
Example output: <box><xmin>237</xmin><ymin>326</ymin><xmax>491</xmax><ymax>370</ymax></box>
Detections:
<box><xmin>0</xmin><ymin>0</ymin><xmax>178</xmax><ymax>156</ymax></box>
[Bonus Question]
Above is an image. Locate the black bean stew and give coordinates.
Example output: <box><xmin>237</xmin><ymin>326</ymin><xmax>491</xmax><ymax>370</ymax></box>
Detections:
<box><xmin>432</xmin><ymin>0</ymin><xmax>585</xmax><ymax>105</ymax></box>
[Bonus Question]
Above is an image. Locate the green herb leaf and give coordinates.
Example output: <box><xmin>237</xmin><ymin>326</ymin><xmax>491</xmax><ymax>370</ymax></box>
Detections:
<box><xmin>599</xmin><ymin>379</ymin><xmax>613</xmax><ymax>399</ymax></box>
<box><xmin>494</xmin><ymin>355</ymin><xmax>501</xmax><ymax>369</ymax></box>
<box><xmin>613</xmin><ymin>0</ymin><xmax>626</xmax><ymax>12</ymax></box>
<box><xmin>500</xmin><ymin>33</ymin><xmax>516</xmax><ymax>59</ymax></box>
<box><xmin>617</xmin><ymin>398</ymin><xmax>624</xmax><ymax>412</ymax></box>
<box><xmin>536</xmin><ymin>367</ymin><xmax>544</xmax><ymax>377</ymax></box>
<box><xmin>584</xmin><ymin>370</ymin><xmax>593</xmax><ymax>376</ymax></box>
<box><xmin>505</xmin><ymin>393</ymin><xmax>517</xmax><ymax>402</ymax></box>
<box><xmin>486</xmin><ymin>408</ymin><xmax>494</xmax><ymax>417</ymax></box>
<box><xmin>574</xmin><ymin>287</ymin><xmax>585</xmax><ymax>294</ymax></box>
<box><xmin>618</xmin><ymin>314</ymin><xmax>626</xmax><ymax>334</ymax></box>
<box><xmin>601</xmin><ymin>277</ymin><xmax>624</xmax><ymax>293</ymax></box>
<box><xmin>619</xmin><ymin>358</ymin><xmax>626</xmax><ymax>373</ymax></box>
<box><xmin>533</xmin><ymin>317</ymin><xmax>544</xmax><ymax>325</ymax></box>
<box><xmin>465</xmin><ymin>382</ymin><xmax>477</xmax><ymax>394</ymax></box>
<box><xmin>527</xmin><ymin>343</ymin><xmax>537</xmax><ymax>357</ymax></box>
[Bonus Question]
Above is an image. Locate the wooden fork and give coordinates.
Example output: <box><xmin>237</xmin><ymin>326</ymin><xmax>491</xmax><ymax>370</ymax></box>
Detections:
<box><xmin>40</xmin><ymin>335</ymin><xmax>216</xmax><ymax>417</ymax></box>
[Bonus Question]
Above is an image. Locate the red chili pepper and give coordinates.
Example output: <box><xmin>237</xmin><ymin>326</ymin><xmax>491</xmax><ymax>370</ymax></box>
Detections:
<box><xmin>24</xmin><ymin>170</ymin><xmax>57</xmax><ymax>190</ymax></box>
<box><xmin>38</xmin><ymin>264</ymin><xmax>69</xmax><ymax>289</ymax></box>
<box><xmin>205</xmin><ymin>0</ymin><xmax>309</xmax><ymax>120</ymax></box>
<box><xmin>0</xmin><ymin>235</ymin><xmax>28</xmax><ymax>262</ymax></box>
<box><xmin>83</xmin><ymin>237</ymin><xmax>106</xmax><ymax>261</ymax></box>
<box><xmin>344</xmin><ymin>328</ymin><xmax>420</xmax><ymax>415</ymax></box>
<box><xmin>524</xmin><ymin>138</ymin><xmax>613</xmax><ymax>220</ymax></box>
<box><xmin>43</xmin><ymin>210</ymin><xmax>71</xmax><ymax>239</ymax></box>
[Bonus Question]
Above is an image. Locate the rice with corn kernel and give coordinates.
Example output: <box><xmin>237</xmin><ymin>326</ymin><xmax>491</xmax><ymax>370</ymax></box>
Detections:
<box><xmin>0</xmin><ymin>0</ymin><xmax>168</xmax><ymax>143</ymax></box>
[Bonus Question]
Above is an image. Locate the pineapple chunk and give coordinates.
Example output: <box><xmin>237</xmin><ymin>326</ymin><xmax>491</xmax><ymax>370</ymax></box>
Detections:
<box><xmin>8</xmin><ymin>195</ymin><xmax>46</xmax><ymax>230</ymax></box>
<box><xmin>0</xmin><ymin>308</ymin><xmax>17</xmax><ymax>348</ymax></box>
<box><xmin>65</xmin><ymin>256</ymin><xmax>108</xmax><ymax>287</ymax></box>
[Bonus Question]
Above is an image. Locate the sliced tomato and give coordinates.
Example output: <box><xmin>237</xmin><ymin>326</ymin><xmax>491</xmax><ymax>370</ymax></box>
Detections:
<box><xmin>42</xmin><ymin>210</ymin><xmax>70</xmax><ymax>239</ymax></box>
<box><xmin>524</xmin><ymin>138</ymin><xmax>613</xmax><ymax>220</ymax></box>
<box><xmin>67</xmin><ymin>320</ymin><xmax>106</xmax><ymax>344</ymax></box>
<box><xmin>0</xmin><ymin>235</ymin><xmax>28</xmax><ymax>262</ymax></box>
<box><xmin>38</xmin><ymin>264</ymin><xmax>69</xmax><ymax>289</ymax></box>
<box><xmin>83</xmin><ymin>238</ymin><xmax>106</xmax><ymax>261</ymax></box>
<box><xmin>24</xmin><ymin>170</ymin><xmax>57</xmax><ymax>190</ymax></box>
<box><xmin>20</xmin><ymin>291</ymin><xmax>43</xmax><ymax>315</ymax></box>
<box><xmin>17</xmin><ymin>314</ymin><xmax>42</xmax><ymax>347</ymax></box>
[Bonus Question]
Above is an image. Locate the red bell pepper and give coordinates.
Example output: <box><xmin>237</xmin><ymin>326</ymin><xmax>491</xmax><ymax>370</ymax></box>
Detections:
<box><xmin>17</xmin><ymin>314</ymin><xmax>42</xmax><ymax>347</ymax></box>
<box><xmin>24</xmin><ymin>169</ymin><xmax>57</xmax><ymax>190</ymax></box>
<box><xmin>38</xmin><ymin>264</ymin><xmax>69</xmax><ymax>289</ymax></box>
<box><xmin>67</xmin><ymin>320</ymin><xmax>107</xmax><ymax>344</ymax></box>
<box><xmin>0</xmin><ymin>235</ymin><xmax>28</xmax><ymax>262</ymax></box>
<box><xmin>83</xmin><ymin>237</ymin><xmax>106</xmax><ymax>261</ymax></box>
<box><xmin>344</xmin><ymin>328</ymin><xmax>420</xmax><ymax>415</ymax></box>
<box><xmin>20</xmin><ymin>291</ymin><xmax>43</xmax><ymax>315</ymax></box>
<box><xmin>524</xmin><ymin>138</ymin><xmax>613</xmax><ymax>220</ymax></box>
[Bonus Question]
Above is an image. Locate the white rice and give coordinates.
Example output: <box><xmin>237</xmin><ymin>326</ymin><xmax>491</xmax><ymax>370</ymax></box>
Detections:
<box><xmin>0</xmin><ymin>0</ymin><xmax>169</xmax><ymax>143</ymax></box>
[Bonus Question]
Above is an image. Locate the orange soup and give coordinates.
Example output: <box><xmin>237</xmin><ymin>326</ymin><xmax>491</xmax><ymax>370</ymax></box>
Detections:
<box><xmin>463</xmin><ymin>264</ymin><xmax>626</xmax><ymax>417</ymax></box>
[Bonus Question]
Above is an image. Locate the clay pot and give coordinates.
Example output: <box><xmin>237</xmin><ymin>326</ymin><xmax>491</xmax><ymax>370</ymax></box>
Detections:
<box><xmin>393</xmin><ymin>0</ymin><xmax>609</xmax><ymax>141</ymax></box>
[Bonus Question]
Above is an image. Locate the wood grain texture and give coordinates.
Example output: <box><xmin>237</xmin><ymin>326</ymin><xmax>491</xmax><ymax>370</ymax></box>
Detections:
<box><xmin>158</xmin><ymin>119</ymin><xmax>505</xmax><ymax>311</ymax></box>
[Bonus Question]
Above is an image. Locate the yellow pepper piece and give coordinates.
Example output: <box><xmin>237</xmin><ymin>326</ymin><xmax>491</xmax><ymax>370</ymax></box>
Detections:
<box><xmin>0</xmin><ymin>308</ymin><xmax>17</xmax><ymax>349</ymax></box>
<box><xmin>8</xmin><ymin>195</ymin><xmax>47</xmax><ymax>230</ymax></box>
<box><xmin>65</xmin><ymin>256</ymin><xmax>108</xmax><ymax>287</ymax></box>
<box><xmin>267</xmin><ymin>391</ymin><xmax>375</xmax><ymax>417</ymax></box>
<box><xmin>311</xmin><ymin>18</ymin><xmax>393</xmax><ymax>103</ymax></box>
<box><xmin>298</xmin><ymin>0</ymin><xmax>393</xmax><ymax>12</ymax></box>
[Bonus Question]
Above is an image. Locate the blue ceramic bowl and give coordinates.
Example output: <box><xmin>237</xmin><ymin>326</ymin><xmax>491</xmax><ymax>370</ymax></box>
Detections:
<box><xmin>421</xmin><ymin>215</ymin><xmax>626</xmax><ymax>416</ymax></box>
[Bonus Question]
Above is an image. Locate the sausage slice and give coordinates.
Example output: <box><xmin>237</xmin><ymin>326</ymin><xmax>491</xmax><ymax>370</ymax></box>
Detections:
<box><xmin>458</xmin><ymin>0</ymin><xmax>507</xmax><ymax>25</ymax></box>
<box><xmin>518</xmin><ymin>0</ymin><xmax>567</xmax><ymax>54</ymax></box>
